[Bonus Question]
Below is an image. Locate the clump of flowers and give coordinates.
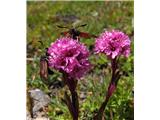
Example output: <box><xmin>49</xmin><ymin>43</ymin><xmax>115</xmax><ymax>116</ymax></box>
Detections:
<box><xmin>40</xmin><ymin>30</ymin><xmax>131</xmax><ymax>120</ymax></box>
<box><xmin>95</xmin><ymin>30</ymin><xmax>130</xmax><ymax>59</ymax></box>
<box><xmin>94</xmin><ymin>30</ymin><xmax>131</xmax><ymax>119</ymax></box>
<box><xmin>47</xmin><ymin>37</ymin><xmax>91</xmax><ymax>79</ymax></box>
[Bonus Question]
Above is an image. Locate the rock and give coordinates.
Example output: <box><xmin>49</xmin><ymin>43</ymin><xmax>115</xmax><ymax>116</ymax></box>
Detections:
<box><xmin>91</xmin><ymin>11</ymin><xmax>98</xmax><ymax>17</ymax></box>
<box><xmin>26</xmin><ymin>110</ymin><xmax>32</xmax><ymax>120</ymax></box>
<box><xmin>55</xmin><ymin>13</ymin><xmax>79</xmax><ymax>24</ymax></box>
<box><xmin>79</xmin><ymin>92</ymin><xmax>87</xmax><ymax>101</ymax></box>
<box><xmin>28</xmin><ymin>89</ymin><xmax>51</xmax><ymax>117</ymax></box>
<box><xmin>34</xmin><ymin>117</ymin><xmax>49</xmax><ymax>120</ymax></box>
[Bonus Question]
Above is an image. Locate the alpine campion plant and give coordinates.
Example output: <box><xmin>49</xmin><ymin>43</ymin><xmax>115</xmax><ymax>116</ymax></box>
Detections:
<box><xmin>47</xmin><ymin>37</ymin><xmax>91</xmax><ymax>120</ymax></box>
<box><xmin>40</xmin><ymin>30</ymin><xmax>131</xmax><ymax>119</ymax></box>
<box><xmin>94</xmin><ymin>30</ymin><xmax>131</xmax><ymax>119</ymax></box>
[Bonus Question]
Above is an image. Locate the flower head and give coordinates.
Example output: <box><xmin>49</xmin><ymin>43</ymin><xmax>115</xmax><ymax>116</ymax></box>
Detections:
<box><xmin>47</xmin><ymin>37</ymin><xmax>91</xmax><ymax>79</ymax></box>
<box><xmin>95</xmin><ymin>30</ymin><xmax>131</xmax><ymax>59</ymax></box>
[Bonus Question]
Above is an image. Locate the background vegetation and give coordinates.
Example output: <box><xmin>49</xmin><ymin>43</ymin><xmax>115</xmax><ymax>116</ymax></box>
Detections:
<box><xmin>27</xmin><ymin>1</ymin><xmax>134</xmax><ymax>120</ymax></box>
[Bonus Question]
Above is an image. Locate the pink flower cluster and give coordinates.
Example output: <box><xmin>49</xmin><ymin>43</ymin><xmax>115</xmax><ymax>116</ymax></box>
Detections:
<box><xmin>95</xmin><ymin>30</ymin><xmax>131</xmax><ymax>59</ymax></box>
<box><xmin>47</xmin><ymin>37</ymin><xmax>91</xmax><ymax>79</ymax></box>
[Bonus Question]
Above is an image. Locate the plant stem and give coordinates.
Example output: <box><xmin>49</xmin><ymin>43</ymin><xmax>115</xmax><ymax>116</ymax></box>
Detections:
<box><xmin>93</xmin><ymin>96</ymin><xmax>110</xmax><ymax>120</ymax></box>
<box><xmin>63</xmin><ymin>73</ymin><xmax>79</xmax><ymax>120</ymax></box>
<box><xmin>71</xmin><ymin>90</ymin><xmax>79</xmax><ymax>120</ymax></box>
<box><xmin>94</xmin><ymin>58</ymin><xmax>118</xmax><ymax>120</ymax></box>
<box><xmin>64</xmin><ymin>92</ymin><xmax>75</xmax><ymax>118</ymax></box>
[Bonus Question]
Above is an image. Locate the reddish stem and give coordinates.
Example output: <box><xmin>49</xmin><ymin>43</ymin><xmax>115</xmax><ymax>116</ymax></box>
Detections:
<box><xmin>63</xmin><ymin>73</ymin><xmax>79</xmax><ymax>120</ymax></box>
<box><xmin>94</xmin><ymin>58</ymin><xmax>118</xmax><ymax>120</ymax></box>
<box><xmin>93</xmin><ymin>96</ymin><xmax>110</xmax><ymax>120</ymax></box>
<box><xmin>71</xmin><ymin>90</ymin><xmax>79</xmax><ymax>120</ymax></box>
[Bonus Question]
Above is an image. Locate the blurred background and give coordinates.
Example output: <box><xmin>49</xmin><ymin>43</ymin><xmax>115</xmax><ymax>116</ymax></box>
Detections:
<box><xmin>27</xmin><ymin>1</ymin><xmax>134</xmax><ymax>120</ymax></box>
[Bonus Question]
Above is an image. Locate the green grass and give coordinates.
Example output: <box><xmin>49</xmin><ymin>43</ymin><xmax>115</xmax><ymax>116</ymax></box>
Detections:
<box><xmin>27</xmin><ymin>1</ymin><xmax>134</xmax><ymax>120</ymax></box>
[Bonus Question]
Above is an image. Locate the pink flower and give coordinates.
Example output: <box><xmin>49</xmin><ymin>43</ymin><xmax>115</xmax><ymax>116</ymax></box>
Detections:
<box><xmin>47</xmin><ymin>37</ymin><xmax>91</xmax><ymax>79</ymax></box>
<box><xmin>95</xmin><ymin>30</ymin><xmax>131</xmax><ymax>59</ymax></box>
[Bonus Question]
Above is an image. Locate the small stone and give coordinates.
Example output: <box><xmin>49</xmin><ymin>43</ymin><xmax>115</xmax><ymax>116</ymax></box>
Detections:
<box><xmin>80</xmin><ymin>92</ymin><xmax>86</xmax><ymax>100</ymax></box>
<box><xmin>26</xmin><ymin>110</ymin><xmax>32</xmax><ymax>120</ymax></box>
<box><xmin>91</xmin><ymin>11</ymin><xmax>98</xmax><ymax>17</ymax></box>
<box><xmin>29</xmin><ymin>89</ymin><xmax>51</xmax><ymax>116</ymax></box>
<box><xmin>87</xmin><ymin>92</ymin><xmax>93</xmax><ymax>95</ymax></box>
<box><xmin>33</xmin><ymin>117</ymin><xmax>49</xmax><ymax>120</ymax></box>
